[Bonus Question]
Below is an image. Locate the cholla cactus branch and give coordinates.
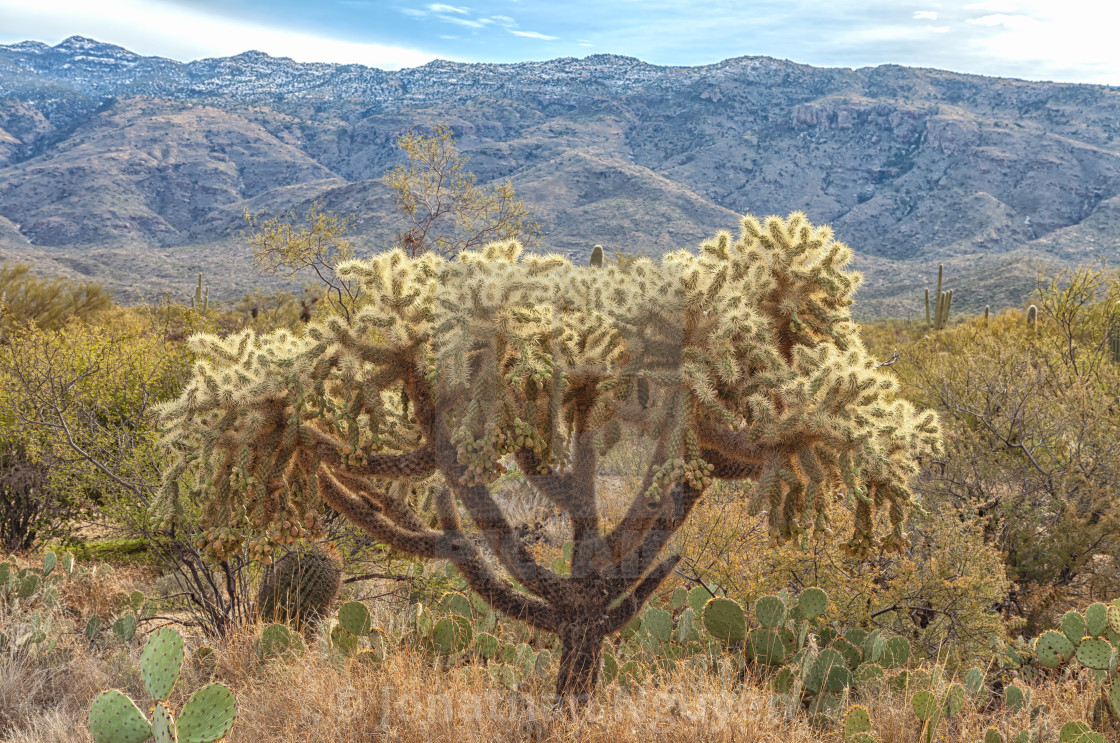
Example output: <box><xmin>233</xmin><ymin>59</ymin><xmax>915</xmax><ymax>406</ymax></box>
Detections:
<box><xmin>159</xmin><ymin>212</ymin><xmax>940</xmax><ymax>705</ymax></box>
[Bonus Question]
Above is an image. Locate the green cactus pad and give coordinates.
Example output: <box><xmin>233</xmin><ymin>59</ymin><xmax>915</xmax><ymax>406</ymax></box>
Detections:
<box><xmin>796</xmin><ymin>587</ymin><xmax>828</xmax><ymax>620</ymax></box>
<box><xmin>911</xmin><ymin>690</ymin><xmax>937</xmax><ymax>722</ymax></box>
<box><xmin>882</xmin><ymin>636</ymin><xmax>911</xmax><ymax>668</ymax></box>
<box><xmin>805</xmin><ymin>647</ymin><xmax>846</xmax><ymax>694</ymax></box>
<box><xmin>702</xmin><ymin>597</ymin><xmax>746</xmax><ymax>643</ymax></box>
<box><xmin>61</xmin><ymin>552</ymin><xmax>74</xmax><ymax>574</ymax></box>
<box><xmin>152</xmin><ymin>703</ymin><xmax>177</xmax><ymax>743</ymax></box>
<box><xmin>842</xmin><ymin>705</ymin><xmax>872</xmax><ymax>742</ymax></box>
<box><xmin>671</xmin><ymin>587</ymin><xmax>688</xmax><ymax>611</ymax></box>
<box><xmin>641</xmin><ymin>607</ymin><xmax>673</xmax><ymax>643</ymax></box>
<box><xmin>754</xmin><ymin>595</ymin><xmax>787</xmax><ymax>628</ymax></box>
<box><xmin>1060</xmin><ymin>721</ymin><xmax>1092</xmax><ymax>743</ymax></box>
<box><xmin>1036</xmin><ymin>630</ymin><xmax>1075</xmax><ymax>668</ymax></box>
<box><xmin>1075</xmin><ymin>637</ymin><xmax>1113</xmax><ymax>670</ymax></box>
<box><xmin>432</xmin><ymin>617</ymin><xmax>467</xmax><ymax>654</ymax></box>
<box><xmin>257</xmin><ymin>623</ymin><xmax>304</xmax><ymax>660</ymax></box>
<box><xmin>41</xmin><ymin>551</ymin><xmax>56</xmax><ymax>576</ymax></box>
<box><xmin>1086</xmin><ymin>603</ymin><xmax>1108</xmax><ymax>637</ymax></box>
<box><xmin>831</xmin><ymin>637</ymin><xmax>863</xmax><ymax>669</ymax></box>
<box><xmin>676</xmin><ymin>607</ymin><xmax>696</xmax><ymax>643</ymax></box>
<box><xmin>861</xmin><ymin>631</ymin><xmax>885</xmax><ymax>664</ymax></box>
<box><xmin>964</xmin><ymin>667</ymin><xmax>985</xmax><ymax>694</ymax></box>
<box><xmin>337</xmin><ymin>601</ymin><xmax>372</xmax><ymax>637</ymax></box>
<box><xmin>746</xmin><ymin>627</ymin><xmax>785</xmax><ymax>665</ymax></box>
<box><xmin>330</xmin><ymin>624</ymin><xmax>360</xmax><ymax>656</ymax></box>
<box><xmin>855</xmin><ymin>662</ymin><xmax>885</xmax><ymax>690</ymax></box>
<box><xmin>687</xmin><ymin>585</ymin><xmax>712</xmax><ymax>614</ymax></box>
<box><xmin>141</xmin><ymin>627</ymin><xmax>185</xmax><ymax>702</ymax></box>
<box><xmin>85</xmin><ymin>615</ymin><xmax>102</xmax><ymax>640</ymax></box>
<box><xmin>1004</xmin><ymin>683</ymin><xmax>1027</xmax><ymax>712</ymax></box>
<box><xmin>1109</xmin><ymin>681</ymin><xmax>1120</xmax><ymax>720</ymax></box>
<box><xmin>18</xmin><ymin>573</ymin><xmax>41</xmax><ymax>599</ymax></box>
<box><xmin>985</xmin><ymin>729</ymin><xmax>1005</xmax><ymax>743</ymax></box>
<box><xmin>808</xmin><ymin>691</ymin><xmax>840</xmax><ymax>715</ymax></box>
<box><xmin>475</xmin><ymin>632</ymin><xmax>499</xmax><ymax>659</ymax></box>
<box><xmin>843</xmin><ymin>628</ymin><xmax>868</xmax><ymax>646</ymax></box>
<box><xmin>89</xmin><ymin>689</ymin><xmax>152</xmax><ymax>743</ymax></box>
<box><xmin>441</xmin><ymin>592</ymin><xmax>473</xmax><ymax>618</ymax></box>
<box><xmin>827</xmin><ymin>664</ymin><xmax>854</xmax><ymax>692</ymax></box>
<box><xmin>772</xmin><ymin>667</ymin><xmax>796</xmax><ymax>694</ymax></box>
<box><xmin>177</xmin><ymin>682</ymin><xmax>237</xmax><ymax>743</ymax></box>
<box><xmin>534</xmin><ymin>649</ymin><xmax>553</xmax><ymax>677</ymax></box>
<box><xmin>944</xmin><ymin>682</ymin><xmax>966</xmax><ymax>717</ymax></box>
<box><xmin>848</xmin><ymin>735</ymin><xmax>877</xmax><ymax>743</ymax></box>
<box><xmin>1062</xmin><ymin>611</ymin><xmax>1087</xmax><ymax>645</ymax></box>
<box><xmin>601</xmin><ymin>651</ymin><xmax>618</xmax><ymax>684</ymax></box>
<box><xmin>350</xmin><ymin>649</ymin><xmax>381</xmax><ymax>672</ymax></box>
<box><xmin>113</xmin><ymin>615</ymin><xmax>137</xmax><ymax>642</ymax></box>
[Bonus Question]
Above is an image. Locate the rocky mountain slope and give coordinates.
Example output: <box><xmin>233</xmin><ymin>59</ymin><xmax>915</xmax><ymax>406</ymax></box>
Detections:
<box><xmin>3</xmin><ymin>36</ymin><xmax>1120</xmax><ymax>317</ymax></box>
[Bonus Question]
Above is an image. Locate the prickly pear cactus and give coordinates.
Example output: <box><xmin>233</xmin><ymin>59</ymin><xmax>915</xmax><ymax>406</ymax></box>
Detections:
<box><xmin>702</xmin><ymin>597</ymin><xmax>746</xmax><ymax>643</ymax></box>
<box><xmin>88</xmin><ymin>627</ymin><xmax>236</xmax><ymax>743</ymax></box>
<box><xmin>256</xmin><ymin>543</ymin><xmax>341</xmax><ymax>629</ymax></box>
<box><xmin>842</xmin><ymin>705</ymin><xmax>873</xmax><ymax>743</ymax></box>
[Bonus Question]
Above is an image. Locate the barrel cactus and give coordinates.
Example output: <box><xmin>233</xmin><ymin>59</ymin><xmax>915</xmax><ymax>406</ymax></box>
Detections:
<box><xmin>255</xmin><ymin>543</ymin><xmax>341</xmax><ymax>629</ymax></box>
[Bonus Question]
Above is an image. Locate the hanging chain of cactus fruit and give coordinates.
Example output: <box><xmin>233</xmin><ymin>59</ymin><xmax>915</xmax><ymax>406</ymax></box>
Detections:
<box><xmin>158</xmin><ymin>211</ymin><xmax>941</xmax><ymax>571</ymax></box>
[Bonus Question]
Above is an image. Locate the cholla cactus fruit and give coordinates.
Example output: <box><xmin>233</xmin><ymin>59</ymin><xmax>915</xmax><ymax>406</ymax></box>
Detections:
<box><xmin>842</xmin><ymin>705</ymin><xmax>872</xmax><ymax>742</ymax></box>
<box><xmin>1076</xmin><ymin>637</ymin><xmax>1113</xmax><ymax>670</ymax></box>
<box><xmin>337</xmin><ymin>601</ymin><xmax>372</xmax><ymax>637</ymax></box>
<box><xmin>1036</xmin><ymin>630</ymin><xmax>1075</xmax><ymax>668</ymax></box>
<box><xmin>641</xmin><ymin>607</ymin><xmax>673</xmax><ymax>643</ymax></box>
<box><xmin>882</xmin><ymin>636</ymin><xmax>911</xmax><ymax>668</ymax></box>
<box><xmin>1107</xmin><ymin>605</ymin><xmax>1120</xmax><ymax>636</ymax></box>
<box><xmin>1004</xmin><ymin>683</ymin><xmax>1027</xmax><ymax>712</ymax></box>
<box><xmin>746</xmin><ymin>627</ymin><xmax>785</xmax><ymax>665</ymax></box>
<box><xmin>687</xmin><ymin>586</ymin><xmax>712</xmax><ymax>614</ymax></box>
<box><xmin>831</xmin><ymin>636</ymin><xmax>863</xmax><ymax>669</ymax></box>
<box><xmin>964</xmin><ymin>667</ymin><xmax>985</xmax><ymax>695</ymax></box>
<box><xmin>754</xmin><ymin>595</ymin><xmax>787</xmax><ymax>628</ymax></box>
<box><xmin>702</xmin><ymin>597</ymin><xmax>746</xmax><ymax>643</ymax></box>
<box><xmin>1063</xmin><ymin>611</ymin><xmax>1087</xmax><ymax>645</ymax></box>
<box><xmin>796</xmin><ymin>587</ymin><xmax>828</xmax><ymax>620</ymax></box>
<box><xmin>911</xmin><ymin>690</ymin><xmax>938</xmax><ymax>722</ymax></box>
<box><xmin>41</xmin><ymin>551</ymin><xmax>56</xmax><ymax>576</ymax></box>
<box><xmin>141</xmin><ymin>627</ymin><xmax>185</xmax><ymax>702</ymax></box>
<box><xmin>1086</xmin><ymin>603</ymin><xmax>1108</xmax><ymax>637</ymax></box>
<box><xmin>257</xmin><ymin>623</ymin><xmax>304</xmax><ymax>660</ymax></box>
<box><xmin>88</xmin><ymin>689</ymin><xmax>152</xmax><ymax>743</ymax></box>
<box><xmin>152</xmin><ymin>704</ymin><xmax>177</xmax><ymax>743</ymax></box>
<box><xmin>113</xmin><ymin>615</ymin><xmax>137</xmax><ymax>642</ymax></box>
<box><xmin>176</xmin><ymin>683</ymin><xmax>237</xmax><ymax>743</ymax></box>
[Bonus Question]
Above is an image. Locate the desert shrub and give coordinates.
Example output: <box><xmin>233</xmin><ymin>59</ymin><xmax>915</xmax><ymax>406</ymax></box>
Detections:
<box><xmin>0</xmin><ymin>263</ymin><xmax>112</xmax><ymax>334</ymax></box>
<box><xmin>675</xmin><ymin>483</ymin><xmax>1011</xmax><ymax>669</ymax></box>
<box><xmin>896</xmin><ymin>266</ymin><xmax>1120</xmax><ymax>632</ymax></box>
<box><xmin>0</xmin><ymin>445</ymin><xmax>79</xmax><ymax>552</ymax></box>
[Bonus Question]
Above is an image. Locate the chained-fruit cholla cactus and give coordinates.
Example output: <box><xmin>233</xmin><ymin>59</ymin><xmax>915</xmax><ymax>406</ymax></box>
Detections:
<box><xmin>256</xmin><ymin>543</ymin><xmax>341</xmax><ymax>629</ymax></box>
<box><xmin>159</xmin><ymin>212</ymin><xmax>942</xmax><ymax>705</ymax></box>
<box><xmin>88</xmin><ymin>627</ymin><xmax>237</xmax><ymax>743</ymax></box>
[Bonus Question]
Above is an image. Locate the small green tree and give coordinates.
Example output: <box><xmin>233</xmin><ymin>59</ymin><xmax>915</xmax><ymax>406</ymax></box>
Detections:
<box><xmin>388</xmin><ymin>122</ymin><xmax>543</xmax><ymax>258</ymax></box>
<box><xmin>159</xmin><ymin>212</ymin><xmax>940</xmax><ymax>705</ymax></box>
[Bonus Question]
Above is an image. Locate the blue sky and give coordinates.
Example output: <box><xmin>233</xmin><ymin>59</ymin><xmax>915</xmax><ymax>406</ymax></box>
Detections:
<box><xmin>2</xmin><ymin>0</ymin><xmax>1119</xmax><ymax>84</ymax></box>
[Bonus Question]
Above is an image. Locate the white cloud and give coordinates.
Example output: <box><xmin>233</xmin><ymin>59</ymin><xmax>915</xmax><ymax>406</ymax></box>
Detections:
<box><xmin>927</xmin><ymin>25</ymin><xmax>950</xmax><ymax>32</ymax></box>
<box><xmin>966</xmin><ymin>12</ymin><xmax>1036</xmax><ymax>29</ymax></box>
<box><xmin>0</xmin><ymin>0</ymin><xmax>435</xmax><ymax>68</ymax></box>
<box><xmin>913</xmin><ymin>10</ymin><xmax>938</xmax><ymax>19</ymax></box>
<box><xmin>443</xmin><ymin>16</ymin><xmax>487</xmax><ymax>28</ymax></box>
<box><xmin>509</xmin><ymin>30</ymin><xmax>557</xmax><ymax>40</ymax></box>
<box><xmin>427</xmin><ymin>3</ymin><xmax>468</xmax><ymax>13</ymax></box>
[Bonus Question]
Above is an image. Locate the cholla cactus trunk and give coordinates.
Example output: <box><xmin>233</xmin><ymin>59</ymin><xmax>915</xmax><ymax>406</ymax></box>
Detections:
<box><xmin>158</xmin><ymin>212</ymin><xmax>941</xmax><ymax>706</ymax></box>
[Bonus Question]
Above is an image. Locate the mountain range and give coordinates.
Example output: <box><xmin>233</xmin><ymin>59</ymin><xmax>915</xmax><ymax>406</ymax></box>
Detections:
<box><xmin>3</xmin><ymin>35</ymin><xmax>1120</xmax><ymax>317</ymax></box>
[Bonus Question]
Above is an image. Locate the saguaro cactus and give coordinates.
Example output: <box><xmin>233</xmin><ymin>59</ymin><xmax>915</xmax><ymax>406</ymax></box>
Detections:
<box><xmin>924</xmin><ymin>264</ymin><xmax>953</xmax><ymax>330</ymax></box>
<box><xmin>159</xmin><ymin>212</ymin><xmax>942</xmax><ymax>705</ymax></box>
